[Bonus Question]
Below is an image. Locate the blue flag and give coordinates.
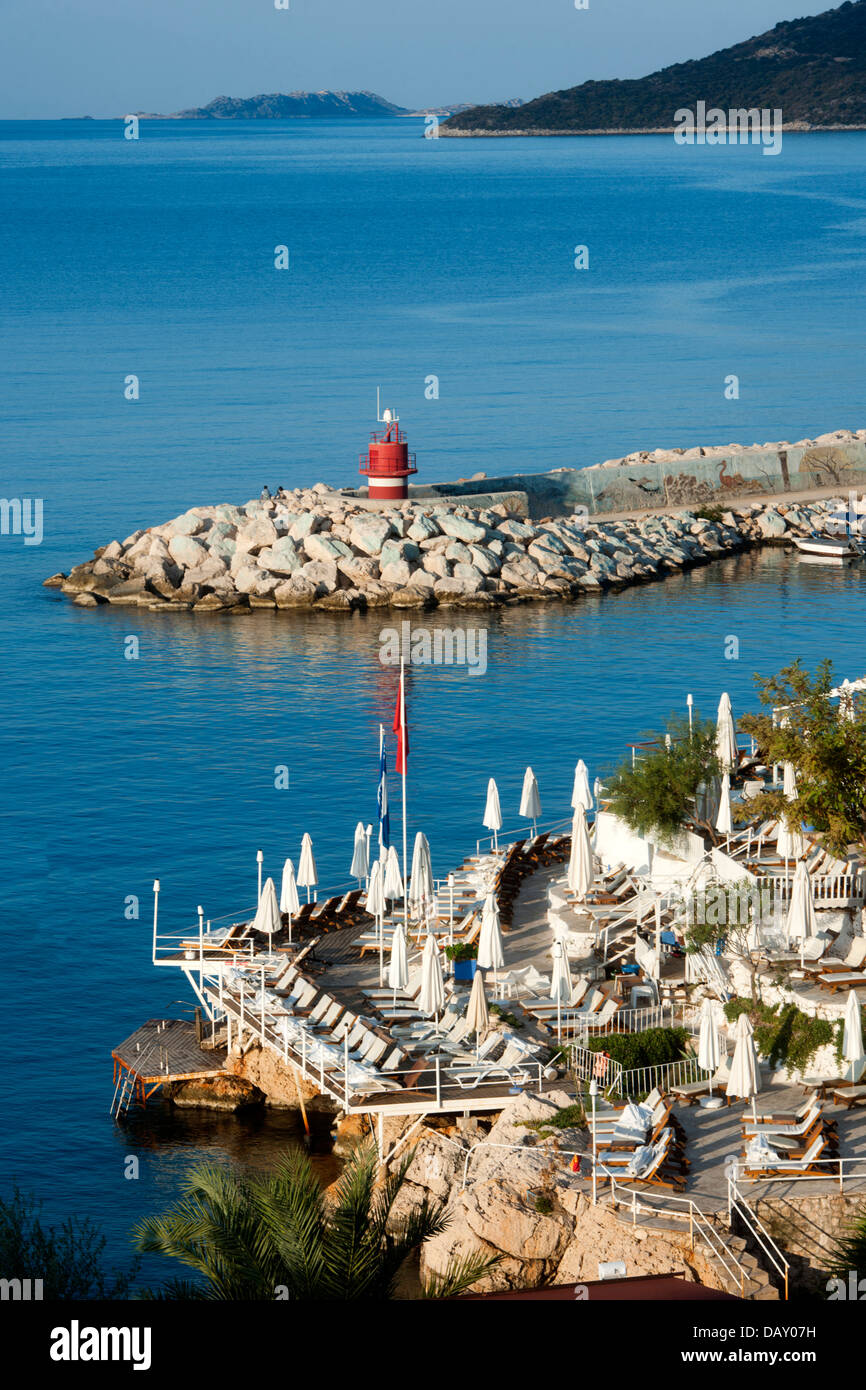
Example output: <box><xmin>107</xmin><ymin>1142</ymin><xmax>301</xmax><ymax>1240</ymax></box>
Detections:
<box><xmin>377</xmin><ymin>745</ymin><xmax>390</xmax><ymax>850</ymax></box>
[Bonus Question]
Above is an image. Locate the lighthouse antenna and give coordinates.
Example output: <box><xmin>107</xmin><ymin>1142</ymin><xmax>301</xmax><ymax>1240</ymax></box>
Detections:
<box><xmin>375</xmin><ymin>387</ymin><xmax>397</xmax><ymax>426</ymax></box>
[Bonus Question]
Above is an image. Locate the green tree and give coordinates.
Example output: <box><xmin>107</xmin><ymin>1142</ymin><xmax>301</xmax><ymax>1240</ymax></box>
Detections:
<box><xmin>740</xmin><ymin>660</ymin><xmax>866</xmax><ymax>858</ymax></box>
<box><xmin>604</xmin><ymin>713</ymin><xmax>720</xmax><ymax>843</ymax></box>
<box><xmin>134</xmin><ymin>1143</ymin><xmax>497</xmax><ymax>1301</ymax></box>
<box><xmin>0</xmin><ymin>1188</ymin><xmax>139</xmax><ymax>1300</ymax></box>
<box><xmin>683</xmin><ymin>880</ymin><xmax>770</xmax><ymax>1008</ymax></box>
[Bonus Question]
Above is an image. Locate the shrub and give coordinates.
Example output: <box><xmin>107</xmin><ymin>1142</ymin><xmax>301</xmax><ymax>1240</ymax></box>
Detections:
<box><xmin>723</xmin><ymin>997</ymin><xmax>833</xmax><ymax>1072</ymax></box>
<box><xmin>444</xmin><ymin>941</ymin><xmax>477</xmax><ymax>963</ymax></box>
<box><xmin>604</xmin><ymin>714</ymin><xmax>720</xmax><ymax>841</ymax></box>
<box><xmin>586</xmin><ymin>1027</ymin><xmax>689</xmax><ymax>1072</ymax></box>
<box><xmin>489</xmin><ymin>1003</ymin><xmax>523</xmax><ymax>1029</ymax></box>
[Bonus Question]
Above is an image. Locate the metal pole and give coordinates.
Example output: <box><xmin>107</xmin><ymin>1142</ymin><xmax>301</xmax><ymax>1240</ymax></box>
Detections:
<box><xmin>435</xmin><ymin>1055</ymin><xmax>442</xmax><ymax>1109</ymax></box>
<box><xmin>590</xmin><ymin>1078</ymin><xmax>598</xmax><ymax>1206</ymax></box>
<box><xmin>260</xmin><ymin>965</ymin><xmax>266</xmax><ymax>1044</ymax></box>
<box><xmin>400</xmin><ymin>660</ymin><xmax>408</xmax><ymax>938</ymax></box>
<box><xmin>152</xmin><ymin>879</ymin><xmax>160</xmax><ymax>963</ymax></box>
<box><xmin>257</xmin><ymin>849</ymin><xmax>263</xmax><ymax>904</ymax></box>
<box><xmin>687</xmin><ymin>693</ymin><xmax>693</xmax><ymax>739</ymax></box>
<box><xmin>449</xmin><ymin>874</ymin><xmax>454</xmax><ymax>949</ymax></box>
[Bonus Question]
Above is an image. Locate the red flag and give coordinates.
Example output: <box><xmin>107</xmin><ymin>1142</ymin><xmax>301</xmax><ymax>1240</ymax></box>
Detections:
<box><xmin>392</xmin><ymin>670</ymin><xmax>409</xmax><ymax>775</ymax></box>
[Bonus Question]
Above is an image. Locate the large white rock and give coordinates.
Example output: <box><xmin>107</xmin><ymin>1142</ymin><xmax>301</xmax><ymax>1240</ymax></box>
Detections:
<box><xmin>256</xmin><ymin>537</ymin><xmax>301</xmax><ymax>576</ymax></box>
<box><xmin>168</xmin><ymin>534</ymin><xmax>208</xmax><ymax>569</ymax></box>
<box><xmin>349</xmin><ymin>515</ymin><xmax>394</xmax><ymax>555</ymax></box>
<box><xmin>304</xmin><ymin>533</ymin><xmax>353</xmax><ymax>564</ymax></box>
<box><xmin>380</xmin><ymin>559</ymin><xmax>413</xmax><ymax>587</ymax></box>
<box><xmin>236</xmin><ymin>517</ymin><xmax>278</xmax><ymax>554</ymax></box>
<box><xmin>438</xmin><ymin>514</ymin><xmax>488</xmax><ymax>544</ymax></box>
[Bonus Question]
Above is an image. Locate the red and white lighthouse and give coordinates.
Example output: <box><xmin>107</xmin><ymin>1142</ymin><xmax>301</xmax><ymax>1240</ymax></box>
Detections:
<box><xmin>359</xmin><ymin>396</ymin><xmax>417</xmax><ymax>501</ymax></box>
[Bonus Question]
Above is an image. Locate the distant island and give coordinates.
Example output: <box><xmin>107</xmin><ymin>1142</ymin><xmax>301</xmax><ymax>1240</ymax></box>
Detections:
<box><xmin>134</xmin><ymin>91</ymin><xmax>409</xmax><ymax>120</ymax></box>
<box><xmin>442</xmin><ymin>0</ymin><xmax>866</xmax><ymax>135</ymax></box>
<box><xmin>121</xmin><ymin>91</ymin><xmax>523</xmax><ymax>121</ymax></box>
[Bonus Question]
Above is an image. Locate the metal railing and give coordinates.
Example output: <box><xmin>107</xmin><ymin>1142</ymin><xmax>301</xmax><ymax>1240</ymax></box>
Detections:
<box><xmin>558</xmin><ymin>1002</ymin><xmax>682</xmax><ymax>1046</ymax></box>
<box><xmin>204</xmin><ymin>975</ymin><xmax>550</xmax><ymax>1115</ymax></box>
<box><xmin>728</xmin><ymin>1177</ymin><xmax>790</xmax><ymax>1300</ymax></box>
<box><xmin>568</xmin><ymin>1047</ymin><xmax>715</xmax><ymax>1102</ymax></box>
<box><xmin>606</xmin><ymin>1175</ymin><xmax>761</xmax><ymax>1299</ymax></box>
<box><xmin>753</xmin><ymin>871</ymin><xmax>866</xmax><ymax>909</ymax></box>
<box><xmin>475</xmin><ymin>815</ymin><xmax>573</xmax><ymax>858</ymax></box>
<box><xmin>729</xmin><ymin>1154</ymin><xmax>866</xmax><ymax>1194</ymax></box>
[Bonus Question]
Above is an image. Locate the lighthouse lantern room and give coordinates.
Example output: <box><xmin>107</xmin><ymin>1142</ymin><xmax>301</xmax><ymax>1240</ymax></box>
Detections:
<box><xmin>359</xmin><ymin>393</ymin><xmax>418</xmax><ymax>501</ymax></box>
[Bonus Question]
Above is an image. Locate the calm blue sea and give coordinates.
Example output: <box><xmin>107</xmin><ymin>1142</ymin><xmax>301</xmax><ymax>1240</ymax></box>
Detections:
<box><xmin>2</xmin><ymin>118</ymin><xmax>866</xmax><ymax>1282</ymax></box>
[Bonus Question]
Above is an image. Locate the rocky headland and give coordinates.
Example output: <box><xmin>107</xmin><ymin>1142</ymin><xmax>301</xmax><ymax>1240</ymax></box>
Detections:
<box><xmin>43</xmin><ymin>487</ymin><xmax>849</xmax><ymax>616</ymax></box>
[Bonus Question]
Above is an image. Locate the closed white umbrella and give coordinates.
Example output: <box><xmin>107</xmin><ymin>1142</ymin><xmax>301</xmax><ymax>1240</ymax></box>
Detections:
<box><xmin>366</xmin><ymin>860</ymin><xmax>387</xmax><ymax>984</ymax></box>
<box><xmin>519</xmin><ymin>766</ymin><xmax>541</xmax><ymax>833</ymax></box>
<box><xmin>478</xmin><ymin>892</ymin><xmax>505</xmax><ymax>991</ymax></box>
<box><xmin>786</xmin><ymin>859</ymin><xmax>817</xmax><ymax>965</ymax></box>
<box><xmin>776</xmin><ymin>761</ymin><xmax>803</xmax><ymax>876</ymax></box>
<box><xmin>483</xmin><ymin>778</ymin><xmax>503</xmax><ymax>852</ymax></box>
<box><xmin>350</xmin><ymin>821</ymin><xmax>369</xmax><ymax>886</ymax></box>
<box><xmin>384</xmin><ymin>844</ymin><xmax>404</xmax><ymax>900</ymax></box>
<box><xmin>419</xmin><ymin>933</ymin><xmax>445</xmax><ymax>1019</ymax></box>
<box><xmin>843</xmin><ymin>989</ymin><xmax>865</xmax><ymax>1082</ymax></box>
<box><xmin>279</xmin><ymin>858</ymin><xmax>300</xmax><ymax>942</ymax></box>
<box><xmin>567</xmin><ymin>804</ymin><xmax>594</xmax><ymax>900</ymax></box>
<box><xmin>698</xmin><ymin>997</ymin><xmax>721</xmax><ymax>1097</ymax></box>
<box><xmin>726</xmin><ymin>1011</ymin><xmax>761</xmax><ymax>1119</ymax></box>
<box><xmin>465</xmin><ymin>968</ymin><xmax>490</xmax><ymax>1056</ymax></box>
<box><xmin>408</xmin><ymin>831</ymin><xmax>434</xmax><ymax>921</ymax></box>
<box><xmin>387</xmin><ymin>921</ymin><xmax>409</xmax><ymax>1008</ymax></box>
<box><xmin>571</xmin><ymin>759</ymin><xmax>593</xmax><ymax>811</ymax></box>
<box><xmin>715</xmin><ymin>771</ymin><xmax>733</xmax><ymax>849</ymax></box>
<box><xmin>251</xmin><ymin>876</ymin><xmax>280</xmax><ymax>936</ymax></box>
<box><xmin>715</xmin><ymin>692</ymin><xmax>738</xmax><ymax>773</ymax></box>
<box><xmin>297</xmin><ymin>833</ymin><xmax>318</xmax><ymax>903</ymax></box>
<box><xmin>549</xmin><ymin>936</ymin><xmax>573</xmax><ymax>1041</ymax></box>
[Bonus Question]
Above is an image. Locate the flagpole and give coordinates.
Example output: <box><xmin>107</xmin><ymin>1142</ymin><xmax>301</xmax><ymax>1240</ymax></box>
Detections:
<box><xmin>400</xmin><ymin>660</ymin><xmax>408</xmax><ymax>936</ymax></box>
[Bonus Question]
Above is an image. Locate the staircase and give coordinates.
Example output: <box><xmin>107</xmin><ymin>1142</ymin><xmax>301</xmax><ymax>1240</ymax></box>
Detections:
<box><xmin>608</xmin><ymin>1182</ymin><xmax>781</xmax><ymax>1300</ymax></box>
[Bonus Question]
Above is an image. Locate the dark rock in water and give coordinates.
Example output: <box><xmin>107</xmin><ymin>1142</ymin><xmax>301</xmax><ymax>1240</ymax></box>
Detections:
<box><xmin>169</xmin><ymin>1073</ymin><xmax>265</xmax><ymax>1112</ymax></box>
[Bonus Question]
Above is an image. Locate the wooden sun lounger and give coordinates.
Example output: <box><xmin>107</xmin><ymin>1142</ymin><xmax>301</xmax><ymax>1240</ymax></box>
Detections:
<box><xmin>743</xmin><ymin>1134</ymin><xmax>831</xmax><ymax>1178</ymax></box>
<box><xmin>817</xmin><ymin>970</ymin><xmax>866</xmax><ymax>993</ymax></box>
<box><xmin>832</xmin><ymin>1085</ymin><xmax>866</xmax><ymax>1109</ymax></box>
<box><xmin>669</xmin><ymin>1079</ymin><xmax>732</xmax><ymax>1105</ymax></box>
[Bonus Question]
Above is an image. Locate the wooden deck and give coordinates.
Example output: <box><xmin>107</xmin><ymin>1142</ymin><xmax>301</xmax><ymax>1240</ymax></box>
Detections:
<box><xmin>112</xmin><ymin>1019</ymin><xmax>227</xmax><ymax>1084</ymax></box>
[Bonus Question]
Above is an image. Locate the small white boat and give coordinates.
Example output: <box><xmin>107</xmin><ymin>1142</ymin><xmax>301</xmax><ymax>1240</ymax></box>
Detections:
<box><xmin>793</xmin><ymin>533</ymin><xmax>863</xmax><ymax>560</ymax></box>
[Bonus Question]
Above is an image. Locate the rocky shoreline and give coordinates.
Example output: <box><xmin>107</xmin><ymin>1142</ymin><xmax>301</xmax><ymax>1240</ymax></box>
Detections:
<box><xmin>44</xmin><ymin>489</ymin><xmax>848</xmax><ymax>615</ymax></box>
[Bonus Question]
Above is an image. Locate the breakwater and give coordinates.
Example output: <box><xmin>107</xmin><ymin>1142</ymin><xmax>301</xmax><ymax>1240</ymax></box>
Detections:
<box><xmin>44</xmin><ymin>487</ymin><xmax>848</xmax><ymax>614</ymax></box>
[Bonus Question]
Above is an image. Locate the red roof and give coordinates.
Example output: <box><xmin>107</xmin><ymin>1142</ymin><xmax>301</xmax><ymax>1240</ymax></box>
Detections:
<box><xmin>459</xmin><ymin>1271</ymin><xmax>738</xmax><ymax>1301</ymax></box>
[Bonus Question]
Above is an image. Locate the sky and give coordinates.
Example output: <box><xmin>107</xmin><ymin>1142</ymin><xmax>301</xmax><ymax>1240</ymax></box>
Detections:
<box><xmin>0</xmin><ymin>0</ymin><xmax>835</xmax><ymax>119</ymax></box>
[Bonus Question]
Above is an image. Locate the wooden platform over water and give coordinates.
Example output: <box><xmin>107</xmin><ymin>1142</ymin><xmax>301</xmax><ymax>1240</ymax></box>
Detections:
<box><xmin>112</xmin><ymin>1019</ymin><xmax>227</xmax><ymax>1084</ymax></box>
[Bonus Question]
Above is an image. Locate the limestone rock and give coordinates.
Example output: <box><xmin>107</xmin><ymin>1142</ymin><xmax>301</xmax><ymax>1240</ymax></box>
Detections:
<box><xmin>304</xmin><ymin>533</ymin><xmax>353</xmax><ymax>564</ymax></box>
<box><xmin>257</xmin><ymin>537</ymin><xmax>301</xmax><ymax>576</ymax></box>
<box><xmin>274</xmin><ymin>578</ymin><xmax>318</xmax><ymax>608</ymax></box>
<box><xmin>168</xmin><ymin>534</ymin><xmax>208</xmax><ymax>569</ymax></box>
<box><xmin>301</xmin><ymin>559</ymin><xmax>340</xmax><ymax>592</ymax></box>
<box><xmin>439</xmin><ymin>514</ymin><xmax>488</xmax><ymax>544</ymax></box>
<box><xmin>407</xmin><ymin>514</ymin><xmax>441</xmax><ymax>542</ymax></box>
<box><xmin>380</xmin><ymin>559</ymin><xmax>413</xmax><ymax>587</ymax></box>
<box><xmin>381</xmin><ymin>538</ymin><xmax>421</xmax><ymax>569</ymax></box>
<box><xmin>758</xmin><ymin>508</ymin><xmax>787</xmax><ymax>537</ymax></box>
<box><xmin>350</xmin><ymin>515</ymin><xmax>394</xmax><ymax>555</ymax></box>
